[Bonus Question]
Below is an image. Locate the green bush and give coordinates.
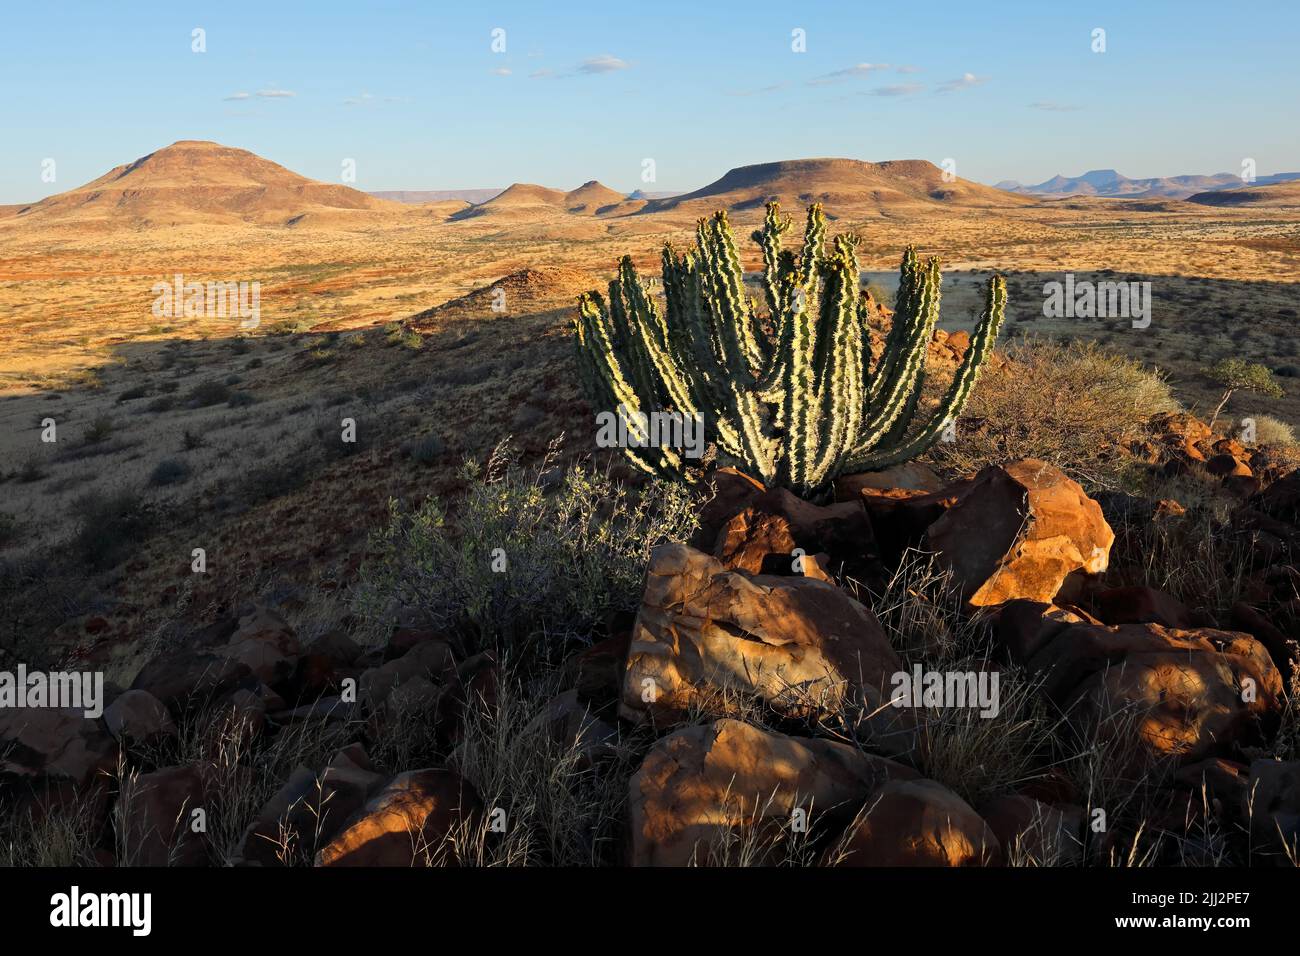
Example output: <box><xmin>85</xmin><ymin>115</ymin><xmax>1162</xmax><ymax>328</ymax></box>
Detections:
<box><xmin>355</xmin><ymin>444</ymin><xmax>698</xmax><ymax>658</ymax></box>
<box><xmin>1205</xmin><ymin>357</ymin><xmax>1284</xmax><ymax>398</ymax></box>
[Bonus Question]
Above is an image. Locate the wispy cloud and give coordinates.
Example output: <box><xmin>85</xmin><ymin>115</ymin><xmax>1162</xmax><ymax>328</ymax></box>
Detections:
<box><xmin>808</xmin><ymin>62</ymin><xmax>891</xmax><ymax>86</ymax></box>
<box><xmin>343</xmin><ymin>92</ymin><xmax>374</xmax><ymax>106</ymax></box>
<box><xmin>936</xmin><ymin>72</ymin><xmax>987</xmax><ymax>93</ymax></box>
<box><xmin>223</xmin><ymin>92</ymin><xmax>251</xmax><ymax>101</ymax></box>
<box><xmin>726</xmin><ymin>82</ymin><xmax>790</xmax><ymax>97</ymax></box>
<box><xmin>492</xmin><ymin>67</ymin><xmax>512</xmax><ymax>77</ymax></box>
<box><xmin>869</xmin><ymin>83</ymin><xmax>925</xmax><ymax>97</ymax></box>
<box><xmin>577</xmin><ymin>54</ymin><xmax>628</xmax><ymax>74</ymax></box>
<box><xmin>895</xmin><ymin>65</ymin><xmax>922</xmax><ymax>74</ymax></box>
<box><xmin>1029</xmin><ymin>100</ymin><xmax>1081</xmax><ymax>112</ymax></box>
<box><xmin>255</xmin><ymin>88</ymin><xmax>296</xmax><ymax>98</ymax></box>
<box><xmin>529</xmin><ymin>68</ymin><xmax>554</xmax><ymax>79</ymax></box>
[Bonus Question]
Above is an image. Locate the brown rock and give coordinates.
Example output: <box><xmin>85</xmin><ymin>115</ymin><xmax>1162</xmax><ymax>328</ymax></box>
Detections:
<box><xmin>215</xmin><ymin>606</ymin><xmax>301</xmax><ymax>688</ymax></box>
<box><xmin>1028</xmin><ymin>621</ymin><xmax>1283</xmax><ymax>765</ymax></box>
<box><xmin>979</xmin><ymin>794</ymin><xmax>1083</xmax><ymax>865</ymax></box>
<box><xmin>0</xmin><ymin>707</ymin><xmax>118</xmax><ymax>791</ymax></box>
<box><xmin>621</xmin><ymin>545</ymin><xmax>903</xmax><ymax>730</ymax></box>
<box><xmin>1093</xmin><ymin>586</ymin><xmax>1191</xmax><ymax>629</ymax></box>
<box><xmin>925</xmin><ymin>459</ymin><xmax>1114</xmax><ymax>607</ymax></box>
<box><xmin>130</xmin><ymin>648</ymin><xmax>249</xmax><ymax>714</ymax></box>
<box><xmin>695</xmin><ymin>467</ymin><xmax>766</xmax><ymax>547</ymax></box>
<box><xmin>834</xmin><ymin>462</ymin><xmax>944</xmax><ymax>501</ymax></box>
<box><xmin>103</xmin><ymin>689</ymin><xmax>176</xmax><ymax>746</ymax></box>
<box><xmin>1207</xmin><ymin>453</ymin><xmax>1252</xmax><ymax>478</ymax></box>
<box><xmin>712</xmin><ymin>508</ymin><xmax>798</xmax><ymax>576</ymax></box>
<box><xmin>119</xmin><ymin>765</ymin><xmax>208</xmax><ymax>867</ymax></box>
<box><xmin>315</xmin><ymin>769</ymin><xmax>481</xmax><ymax>867</ymax></box>
<box><xmin>628</xmin><ymin>719</ymin><xmax>914</xmax><ymax>866</ymax></box>
<box><xmin>994</xmin><ymin>600</ymin><xmax>1100</xmax><ymax>663</ymax></box>
<box><xmin>359</xmin><ymin>640</ymin><xmax>456</xmax><ymax>708</ymax></box>
<box><xmin>828</xmin><ymin>779</ymin><xmax>1001</xmax><ymax>867</ymax></box>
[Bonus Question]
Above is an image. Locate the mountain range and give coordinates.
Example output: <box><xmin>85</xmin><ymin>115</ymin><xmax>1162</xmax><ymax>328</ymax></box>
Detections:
<box><xmin>995</xmin><ymin>168</ymin><xmax>1300</xmax><ymax>200</ymax></box>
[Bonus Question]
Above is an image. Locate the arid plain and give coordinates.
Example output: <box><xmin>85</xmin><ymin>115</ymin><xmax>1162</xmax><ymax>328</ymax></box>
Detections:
<box><xmin>0</xmin><ymin>139</ymin><xmax>1297</xmax><ymax>701</ymax></box>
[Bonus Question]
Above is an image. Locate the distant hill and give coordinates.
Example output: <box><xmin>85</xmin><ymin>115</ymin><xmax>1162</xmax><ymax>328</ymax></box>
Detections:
<box><xmin>451</xmin><ymin>180</ymin><xmax>634</xmax><ymax>223</ymax></box>
<box><xmin>1186</xmin><ymin>179</ymin><xmax>1300</xmax><ymax>207</ymax></box>
<box><xmin>642</xmin><ymin>158</ymin><xmax>1033</xmax><ymax>217</ymax></box>
<box><xmin>9</xmin><ymin>140</ymin><xmax>402</xmax><ymax>228</ymax></box>
<box><xmin>997</xmin><ymin>168</ymin><xmax>1300</xmax><ymax>200</ymax></box>
<box><xmin>369</xmin><ymin>188</ymin><xmax>504</xmax><ymax>204</ymax></box>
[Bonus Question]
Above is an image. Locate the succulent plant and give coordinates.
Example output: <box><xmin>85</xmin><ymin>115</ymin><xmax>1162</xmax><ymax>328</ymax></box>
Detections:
<box><xmin>573</xmin><ymin>202</ymin><xmax>1006</xmax><ymax>494</ymax></box>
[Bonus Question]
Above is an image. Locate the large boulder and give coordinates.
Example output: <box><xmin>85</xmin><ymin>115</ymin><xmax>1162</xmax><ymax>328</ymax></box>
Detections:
<box><xmin>0</xmin><ymin>706</ymin><xmax>118</xmax><ymax>792</ymax></box>
<box><xmin>627</xmin><ymin>719</ymin><xmax>914</xmax><ymax>866</ymax></box>
<box><xmin>237</xmin><ymin>745</ymin><xmax>385</xmax><ymax>866</ymax></box>
<box><xmin>827</xmin><ymin>778</ymin><xmax>1001</xmax><ymax>867</ymax></box>
<box><xmin>978</xmin><ymin>794</ymin><xmax>1083</xmax><ymax>866</ymax></box>
<box><xmin>315</xmin><ymin>769</ymin><xmax>481</xmax><ymax>867</ymax></box>
<box><xmin>103</xmin><ymin>689</ymin><xmax>176</xmax><ymax>747</ymax></box>
<box><xmin>119</xmin><ymin>765</ymin><xmax>209</xmax><ymax>867</ymax></box>
<box><xmin>1010</xmin><ymin>611</ymin><xmax>1283</xmax><ymax>767</ymax></box>
<box><xmin>925</xmin><ymin>459</ymin><xmax>1114</xmax><ymax>606</ymax></box>
<box><xmin>620</xmin><ymin>545</ymin><xmax>904</xmax><ymax>732</ymax></box>
<box><xmin>214</xmin><ymin>606</ymin><xmax>301</xmax><ymax>689</ymax></box>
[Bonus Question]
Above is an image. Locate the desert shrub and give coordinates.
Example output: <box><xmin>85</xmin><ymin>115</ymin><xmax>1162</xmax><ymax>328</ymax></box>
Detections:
<box><xmin>83</xmin><ymin>414</ymin><xmax>115</xmax><ymax>444</ymax></box>
<box><xmin>0</xmin><ymin>511</ymin><xmax>17</xmax><ymax>548</ymax></box>
<box><xmin>1204</xmin><ymin>357</ymin><xmax>1284</xmax><ymax>398</ymax></box>
<box><xmin>70</xmin><ymin>487</ymin><xmax>158</xmax><ymax>570</ymax></box>
<box><xmin>926</xmin><ymin>337</ymin><xmax>1180</xmax><ymax>490</ymax></box>
<box><xmin>149</xmin><ymin>458</ymin><xmax>191</xmax><ymax>486</ymax></box>
<box><xmin>409</xmin><ymin>432</ymin><xmax>445</xmax><ymax>463</ymax></box>
<box><xmin>185</xmin><ymin>380</ymin><xmax>232</xmax><ymax>407</ymax></box>
<box><xmin>226</xmin><ymin>390</ymin><xmax>257</xmax><ymax>408</ymax></box>
<box><xmin>1249</xmin><ymin>414</ymin><xmax>1297</xmax><ymax>447</ymax></box>
<box><xmin>117</xmin><ymin>385</ymin><xmax>149</xmax><ymax>403</ymax></box>
<box><xmin>145</xmin><ymin>395</ymin><xmax>176</xmax><ymax>413</ymax></box>
<box><xmin>439</xmin><ymin>669</ymin><xmax>640</xmax><ymax>866</ymax></box>
<box><xmin>863</xmin><ymin>281</ymin><xmax>894</xmax><ymax>309</ymax></box>
<box><xmin>355</xmin><ymin>442</ymin><xmax>698</xmax><ymax>658</ymax></box>
<box><xmin>17</xmin><ymin>454</ymin><xmax>46</xmax><ymax>483</ymax></box>
<box><xmin>181</xmin><ymin>429</ymin><xmax>205</xmax><ymax>451</ymax></box>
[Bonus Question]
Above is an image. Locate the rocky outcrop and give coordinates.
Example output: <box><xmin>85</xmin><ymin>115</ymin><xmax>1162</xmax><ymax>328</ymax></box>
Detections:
<box><xmin>627</xmin><ymin>719</ymin><xmax>914</xmax><ymax>866</ymax></box>
<box><xmin>926</xmin><ymin>459</ymin><xmax>1114</xmax><ymax>606</ymax></box>
<box><xmin>828</xmin><ymin>779</ymin><xmax>1001</xmax><ymax>867</ymax></box>
<box><xmin>315</xmin><ymin>769</ymin><xmax>481</xmax><ymax>867</ymax></box>
<box><xmin>620</xmin><ymin>545</ymin><xmax>903</xmax><ymax>729</ymax></box>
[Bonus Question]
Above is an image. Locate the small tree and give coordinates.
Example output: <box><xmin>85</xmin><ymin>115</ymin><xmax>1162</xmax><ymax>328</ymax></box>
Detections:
<box><xmin>1204</xmin><ymin>357</ymin><xmax>1283</xmax><ymax>427</ymax></box>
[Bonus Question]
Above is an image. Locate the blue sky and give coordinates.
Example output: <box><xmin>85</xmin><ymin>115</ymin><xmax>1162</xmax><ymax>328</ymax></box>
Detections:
<box><xmin>1</xmin><ymin>0</ymin><xmax>1297</xmax><ymax>203</ymax></box>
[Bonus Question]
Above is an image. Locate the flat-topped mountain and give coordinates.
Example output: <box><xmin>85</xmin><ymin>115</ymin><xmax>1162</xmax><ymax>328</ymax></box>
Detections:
<box><xmin>642</xmin><ymin>158</ymin><xmax>1032</xmax><ymax>217</ymax></box>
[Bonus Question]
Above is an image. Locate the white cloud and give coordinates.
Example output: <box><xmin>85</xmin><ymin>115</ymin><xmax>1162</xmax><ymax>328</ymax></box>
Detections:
<box><xmin>492</xmin><ymin>67</ymin><xmax>512</xmax><ymax>76</ymax></box>
<box><xmin>936</xmin><ymin>73</ymin><xmax>988</xmax><ymax>93</ymax></box>
<box><xmin>256</xmin><ymin>88</ymin><xmax>296</xmax><ymax>98</ymax></box>
<box><xmin>809</xmin><ymin>62</ymin><xmax>891</xmax><ymax>85</ymax></box>
<box><xmin>577</xmin><ymin>54</ymin><xmax>629</xmax><ymax>74</ymax></box>
<box><xmin>529</xmin><ymin>68</ymin><xmax>554</xmax><ymax>79</ymax></box>
<box><xmin>223</xmin><ymin>92</ymin><xmax>251</xmax><ymax>101</ymax></box>
<box><xmin>869</xmin><ymin>83</ymin><xmax>925</xmax><ymax>97</ymax></box>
